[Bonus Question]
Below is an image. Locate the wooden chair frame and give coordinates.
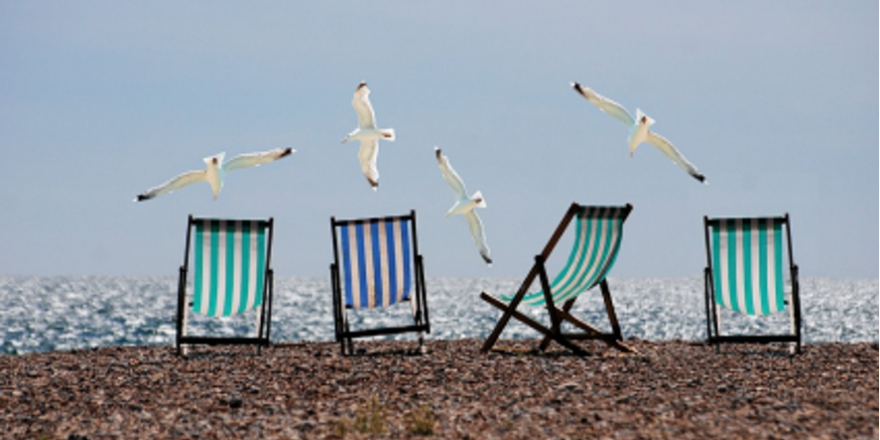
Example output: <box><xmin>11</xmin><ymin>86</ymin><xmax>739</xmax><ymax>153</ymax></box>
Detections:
<box><xmin>175</xmin><ymin>215</ymin><xmax>274</xmax><ymax>356</ymax></box>
<box><xmin>481</xmin><ymin>203</ymin><xmax>634</xmax><ymax>355</ymax></box>
<box><xmin>330</xmin><ymin>210</ymin><xmax>430</xmax><ymax>355</ymax></box>
<box><xmin>703</xmin><ymin>214</ymin><xmax>802</xmax><ymax>353</ymax></box>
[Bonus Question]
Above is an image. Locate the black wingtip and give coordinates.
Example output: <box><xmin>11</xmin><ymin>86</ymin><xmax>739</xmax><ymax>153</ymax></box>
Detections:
<box><xmin>135</xmin><ymin>194</ymin><xmax>151</xmax><ymax>202</ymax></box>
<box><xmin>693</xmin><ymin>173</ymin><xmax>707</xmax><ymax>184</ymax></box>
<box><xmin>279</xmin><ymin>147</ymin><xmax>293</xmax><ymax>158</ymax></box>
<box><xmin>435</xmin><ymin>147</ymin><xmax>442</xmax><ymax>160</ymax></box>
<box><xmin>571</xmin><ymin>82</ymin><xmax>584</xmax><ymax>95</ymax></box>
<box><xmin>483</xmin><ymin>255</ymin><xmax>493</xmax><ymax>265</ymax></box>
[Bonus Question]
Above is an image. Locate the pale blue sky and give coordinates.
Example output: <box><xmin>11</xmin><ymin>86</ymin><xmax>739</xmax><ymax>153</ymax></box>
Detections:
<box><xmin>1</xmin><ymin>2</ymin><xmax>877</xmax><ymax>278</ymax></box>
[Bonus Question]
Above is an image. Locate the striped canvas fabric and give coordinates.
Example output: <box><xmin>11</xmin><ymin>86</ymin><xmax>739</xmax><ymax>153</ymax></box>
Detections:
<box><xmin>709</xmin><ymin>218</ymin><xmax>786</xmax><ymax>316</ymax></box>
<box><xmin>192</xmin><ymin>219</ymin><xmax>268</xmax><ymax>317</ymax></box>
<box><xmin>506</xmin><ymin>206</ymin><xmax>627</xmax><ymax>307</ymax></box>
<box><xmin>338</xmin><ymin>218</ymin><xmax>413</xmax><ymax>309</ymax></box>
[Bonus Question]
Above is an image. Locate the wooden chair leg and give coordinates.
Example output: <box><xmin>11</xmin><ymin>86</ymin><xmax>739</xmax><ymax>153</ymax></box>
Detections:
<box><xmin>537</xmin><ymin>256</ymin><xmax>565</xmax><ymax>352</ymax></box>
<box><xmin>538</xmin><ymin>298</ymin><xmax>577</xmax><ymax>351</ymax></box>
<box><xmin>480</xmin><ymin>292</ymin><xmax>589</xmax><ymax>355</ymax></box>
<box><xmin>599</xmin><ymin>279</ymin><xmax>622</xmax><ymax>340</ymax></box>
<box><xmin>481</xmin><ymin>265</ymin><xmax>540</xmax><ymax>353</ymax></box>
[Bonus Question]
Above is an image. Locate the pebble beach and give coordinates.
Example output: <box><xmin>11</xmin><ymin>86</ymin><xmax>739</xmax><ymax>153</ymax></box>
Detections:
<box><xmin>2</xmin><ymin>339</ymin><xmax>877</xmax><ymax>439</ymax></box>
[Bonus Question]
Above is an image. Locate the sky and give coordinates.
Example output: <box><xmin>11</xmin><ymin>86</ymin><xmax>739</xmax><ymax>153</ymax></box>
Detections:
<box><xmin>0</xmin><ymin>2</ymin><xmax>877</xmax><ymax>279</ymax></box>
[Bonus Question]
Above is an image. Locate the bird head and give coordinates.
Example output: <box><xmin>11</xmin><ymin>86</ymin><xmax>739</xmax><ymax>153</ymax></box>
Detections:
<box><xmin>635</xmin><ymin>108</ymin><xmax>655</xmax><ymax>127</ymax></box>
<box><xmin>203</xmin><ymin>152</ymin><xmax>225</xmax><ymax>200</ymax></box>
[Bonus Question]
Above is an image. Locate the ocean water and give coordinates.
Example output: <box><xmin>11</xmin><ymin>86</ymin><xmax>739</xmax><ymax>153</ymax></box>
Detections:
<box><xmin>0</xmin><ymin>276</ymin><xmax>876</xmax><ymax>355</ymax></box>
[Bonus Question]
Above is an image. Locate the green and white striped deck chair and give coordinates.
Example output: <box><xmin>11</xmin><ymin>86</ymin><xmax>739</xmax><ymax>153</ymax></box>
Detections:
<box><xmin>481</xmin><ymin>203</ymin><xmax>634</xmax><ymax>355</ymax></box>
<box><xmin>703</xmin><ymin>214</ymin><xmax>802</xmax><ymax>353</ymax></box>
<box><xmin>176</xmin><ymin>215</ymin><xmax>275</xmax><ymax>356</ymax></box>
<box><xmin>329</xmin><ymin>210</ymin><xmax>430</xmax><ymax>355</ymax></box>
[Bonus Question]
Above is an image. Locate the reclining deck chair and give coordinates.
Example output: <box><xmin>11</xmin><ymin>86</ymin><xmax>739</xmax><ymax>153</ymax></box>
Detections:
<box><xmin>330</xmin><ymin>210</ymin><xmax>430</xmax><ymax>355</ymax></box>
<box><xmin>176</xmin><ymin>215</ymin><xmax>274</xmax><ymax>356</ymax></box>
<box><xmin>481</xmin><ymin>203</ymin><xmax>634</xmax><ymax>355</ymax></box>
<box><xmin>703</xmin><ymin>214</ymin><xmax>802</xmax><ymax>353</ymax></box>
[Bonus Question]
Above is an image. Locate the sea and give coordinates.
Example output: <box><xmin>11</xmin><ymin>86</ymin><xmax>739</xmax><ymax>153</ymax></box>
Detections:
<box><xmin>1</xmin><ymin>276</ymin><xmax>877</xmax><ymax>355</ymax></box>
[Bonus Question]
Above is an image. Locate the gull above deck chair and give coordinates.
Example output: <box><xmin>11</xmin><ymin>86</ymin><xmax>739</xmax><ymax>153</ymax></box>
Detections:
<box><xmin>176</xmin><ymin>216</ymin><xmax>275</xmax><ymax>356</ymax></box>
<box><xmin>481</xmin><ymin>203</ymin><xmax>634</xmax><ymax>355</ymax></box>
<box><xmin>703</xmin><ymin>214</ymin><xmax>802</xmax><ymax>353</ymax></box>
<box><xmin>330</xmin><ymin>210</ymin><xmax>430</xmax><ymax>355</ymax></box>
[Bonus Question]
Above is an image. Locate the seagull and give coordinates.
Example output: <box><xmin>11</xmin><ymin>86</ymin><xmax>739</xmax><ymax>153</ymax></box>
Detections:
<box><xmin>435</xmin><ymin>147</ymin><xmax>492</xmax><ymax>266</ymax></box>
<box><xmin>134</xmin><ymin>147</ymin><xmax>294</xmax><ymax>202</ymax></box>
<box><xmin>571</xmin><ymin>82</ymin><xmax>707</xmax><ymax>184</ymax></box>
<box><xmin>341</xmin><ymin>82</ymin><xmax>396</xmax><ymax>190</ymax></box>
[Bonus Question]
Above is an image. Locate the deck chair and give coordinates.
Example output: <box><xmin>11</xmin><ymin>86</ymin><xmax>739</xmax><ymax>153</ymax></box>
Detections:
<box><xmin>176</xmin><ymin>215</ymin><xmax>274</xmax><ymax>356</ymax></box>
<box><xmin>329</xmin><ymin>210</ymin><xmax>430</xmax><ymax>355</ymax></box>
<box><xmin>703</xmin><ymin>214</ymin><xmax>802</xmax><ymax>353</ymax></box>
<box><xmin>481</xmin><ymin>203</ymin><xmax>634</xmax><ymax>355</ymax></box>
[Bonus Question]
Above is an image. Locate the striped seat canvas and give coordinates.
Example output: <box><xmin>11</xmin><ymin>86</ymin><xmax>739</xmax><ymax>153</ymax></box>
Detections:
<box><xmin>504</xmin><ymin>206</ymin><xmax>628</xmax><ymax>307</ymax></box>
<box><xmin>176</xmin><ymin>215</ymin><xmax>275</xmax><ymax>356</ymax></box>
<box><xmin>337</xmin><ymin>217</ymin><xmax>413</xmax><ymax>309</ymax></box>
<box><xmin>330</xmin><ymin>210</ymin><xmax>430</xmax><ymax>355</ymax></box>
<box><xmin>708</xmin><ymin>217</ymin><xmax>785</xmax><ymax>316</ymax></box>
<box><xmin>481</xmin><ymin>203</ymin><xmax>634</xmax><ymax>355</ymax></box>
<box><xmin>703</xmin><ymin>214</ymin><xmax>802</xmax><ymax>353</ymax></box>
<box><xmin>192</xmin><ymin>219</ymin><xmax>269</xmax><ymax>317</ymax></box>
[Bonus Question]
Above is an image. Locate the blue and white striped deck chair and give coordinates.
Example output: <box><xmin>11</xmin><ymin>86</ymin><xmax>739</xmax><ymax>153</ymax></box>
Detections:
<box><xmin>703</xmin><ymin>214</ymin><xmax>802</xmax><ymax>353</ymax></box>
<box><xmin>481</xmin><ymin>203</ymin><xmax>634</xmax><ymax>355</ymax></box>
<box><xmin>176</xmin><ymin>216</ymin><xmax>275</xmax><ymax>356</ymax></box>
<box><xmin>329</xmin><ymin>210</ymin><xmax>430</xmax><ymax>355</ymax></box>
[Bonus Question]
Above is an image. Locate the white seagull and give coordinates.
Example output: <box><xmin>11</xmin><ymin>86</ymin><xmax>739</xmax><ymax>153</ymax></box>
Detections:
<box><xmin>134</xmin><ymin>147</ymin><xmax>294</xmax><ymax>202</ymax></box>
<box><xmin>435</xmin><ymin>147</ymin><xmax>492</xmax><ymax>266</ymax></box>
<box><xmin>571</xmin><ymin>82</ymin><xmax>707</xmax><ymax>184</ymax></box>
<box><xmin>341</xmin><ymin>82</ymin><xmax>396</xmax><ymax>190</ymax></box>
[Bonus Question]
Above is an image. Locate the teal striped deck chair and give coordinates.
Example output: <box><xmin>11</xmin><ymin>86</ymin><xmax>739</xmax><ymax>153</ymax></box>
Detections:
<box><xmin>481</xmin><ymin>203</ymin><xmax>634</xmax><ymax>355</ymax></box>
<box><xmin>330</xmin><ymin>210</ymin><xmax>430</xmax><ymax>355</ymax></box>
<box><xmin>703</xmin><ymin>214</ymin><xmax>802</xmax><ymax>353</ymax></box>
<box><xmin>176</xmin><ymin>215</ymin><xmax>275</xmax><ymax>356</ymax></box>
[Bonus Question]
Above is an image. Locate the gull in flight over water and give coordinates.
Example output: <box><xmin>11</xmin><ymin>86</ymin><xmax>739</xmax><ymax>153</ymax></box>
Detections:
<box><xmin>134</xmin><ymin>148</ymin><xmax>294</xmax><ymax>201</ymax></box>
<box><xmin>342</xmin><ymin>82</ymin><xmax>396</xmax><ymax>190</ymax></box>
<box><xmin>571</xmin><ymin>82</ymin><xmax>707</xmax><ymax>184</ymax></box>
<box><xmin>435</xmin><ymin>147</ymin><xmax>492</xmax><ymax>266</ymax></box>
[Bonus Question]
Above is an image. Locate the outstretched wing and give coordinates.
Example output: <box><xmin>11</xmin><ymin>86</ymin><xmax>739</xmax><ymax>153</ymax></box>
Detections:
<box><xmin>358</xmin><ymin>138</ymin><xmax>379</xmax><ymax>189</ymax></box>
<box><xmin>435</xmin><ymin>147</ymin><xmax>468</xmax><ymax>199</ymax></box>
<box><xmin>222</xmin><ymin>148</ymin><xmax>293</xmax><ymax>173</ymax></box>
<box><xmin>352</xmin><ymin>82</ymin><xmax>376</xmax><ymax>129</ymax></box>
<box><xmin>572</xmin><ymin>82</ymin><xmax>635</xmax><ymax>127</ymax></box>
<box><xmin>464</xmin><ymin>211</ymin><xmax>492</xmax><ymax>265</ymax></box>
<box><xmin>135</xmin><ymin>169</ymin><xmax>206</xmax><ymax>201</ymax></box>
<box><xmin>645</xmin><ymin>131</ymin><xmax>707</xmax><ymax>184</ymax></box>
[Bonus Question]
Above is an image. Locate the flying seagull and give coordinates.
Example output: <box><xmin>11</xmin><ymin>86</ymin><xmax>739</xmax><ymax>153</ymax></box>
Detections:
<box><xmin>435</xmin><ymin>147</ymin><xmax>492</xmax><ymax>266</ymax></box>
<box><xmin>571</xmin><ymin>82</ymin><xmax>707</xmax><ymax>184</ymax></box>
<box><xmin>341</xmin><ymin>82</ymin><xmax>396</xmax><ymax>190</ymax></box>
<box><xmin>134</xmin><ymin>147</ymin><xmax>294</xmax><ymax>201</ymax></box>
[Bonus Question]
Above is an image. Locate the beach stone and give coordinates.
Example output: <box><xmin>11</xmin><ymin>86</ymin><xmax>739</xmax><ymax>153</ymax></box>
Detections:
<box><xmin>0</xmin><ymin>340</ymin><xmax>876</xmax><ymax>439</ymax></box>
